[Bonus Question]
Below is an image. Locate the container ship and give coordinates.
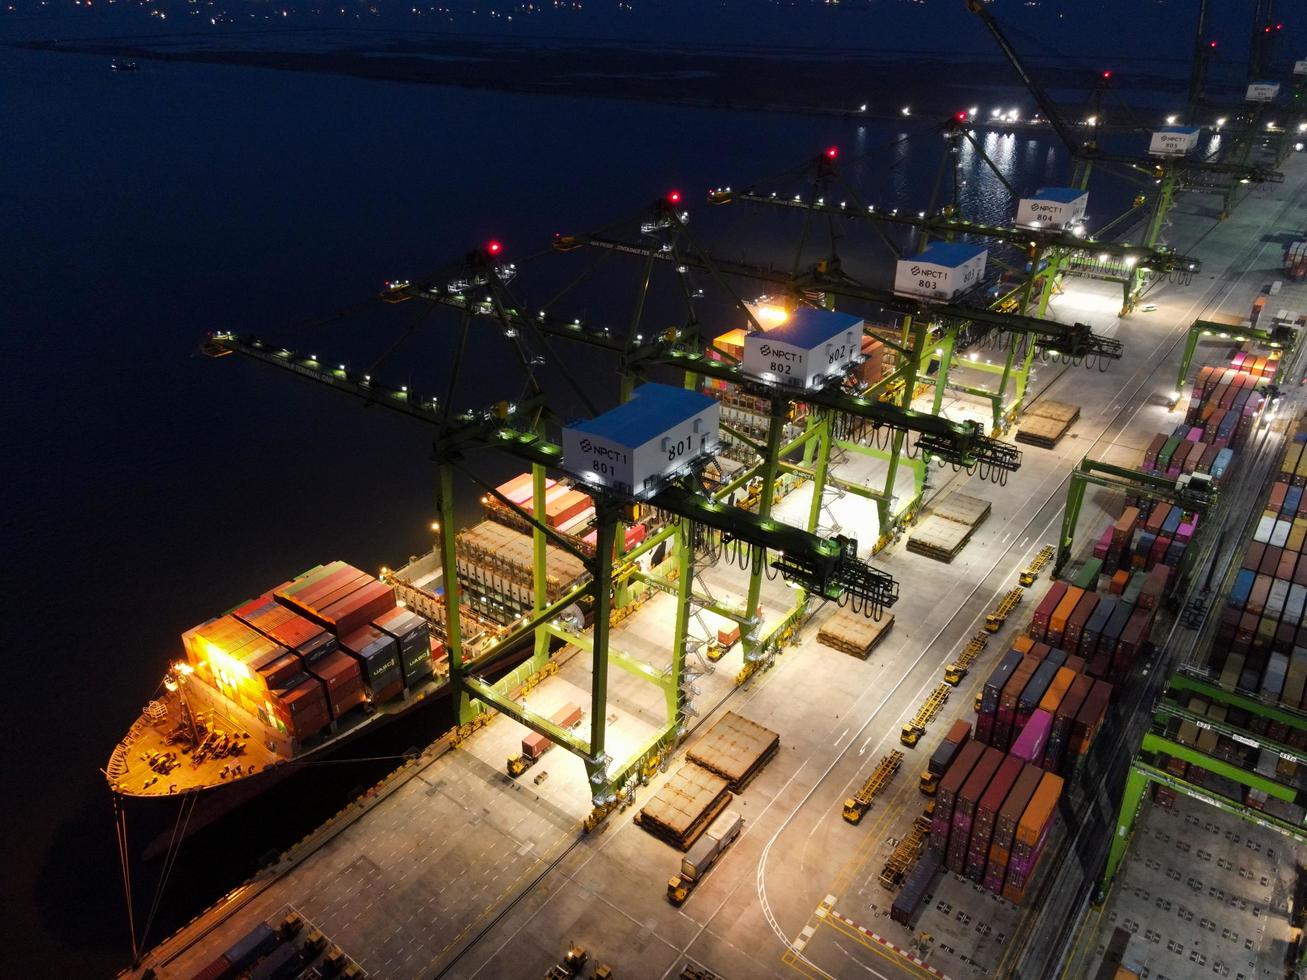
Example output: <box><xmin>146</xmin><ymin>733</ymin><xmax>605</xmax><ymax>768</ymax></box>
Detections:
<box><xmin>103</xmin><ymin>469</ymin><xmax>645</xmax><ymax>828</ymax></box>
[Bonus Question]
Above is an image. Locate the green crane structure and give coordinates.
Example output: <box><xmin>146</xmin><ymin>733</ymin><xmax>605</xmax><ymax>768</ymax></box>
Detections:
<box><xmin>393</xmin><ymin>203</ymin><xmax>1050</xmax><ymax>557</ymax></box>
<box><xmin>558</xmin><ymin>197</ymin><xmax>1124</xmax><ymax>409</ymax></box>
<box><xmin>1054</xmin><ymin>456</ymin><xmax>1218</xmax><ymax>582</ymax></box>
<box><xmin>1101</xmin><ymin>671</ymin><xmax>1307</xmax><ymax>896</ymax></box>
<box><xmin>708</xmin><ymin>139</ymin><xmax>1203</xmax><ymax>318</ymax></box>
<box><xmin>1173</xmin><ymin>317</ymin><xmax>1299</xmax><ymax>402</ymax></box>
<box><xmin>205</xmin><ymin>330</ymin><xmax>900</xmax><ymax>820</ymax></box>
<box><xmin>964</xmin><ymin>0</ymin><xmax>1283</xmax><ymax>243</ymax></box>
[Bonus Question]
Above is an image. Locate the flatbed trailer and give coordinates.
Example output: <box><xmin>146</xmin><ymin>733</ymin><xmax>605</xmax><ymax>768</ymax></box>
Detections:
<box><xmin>1020</xmin><ymin>545</ymin><xmax>1055</xmax><ymax>587</ymax></box>
<box><xmin>843</xmin><ymin>750</ymin><xmax>904</xmax><ymax>824</ymax></box>
<box><xmin>985</xmin><ymin>588</ymin><xmax>1024</xmax><ymax>632</ymax></box>
<box><xmin>900</xmin><ymin>684</ymin><xmax>950</xmax><ymax>746</ymax></box>
<box><xmin>944</xmin><ymin>633</ymin><xmax>988</xmax><ymax>685</ymax></box>
<box><xmin>880</xmin><ymin>814</ymin><xmax>933</xmax><ymax>889</ymax></box>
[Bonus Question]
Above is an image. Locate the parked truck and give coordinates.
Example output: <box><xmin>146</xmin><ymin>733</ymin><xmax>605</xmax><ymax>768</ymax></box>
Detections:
<box><xmin>544</xmin><ymin>943</ymin><xmax>589</xmax><ymax>979</ymax></box>
<box><xmin>920</xmin><ymin>719</ymin><xmax>972</xmax><ymax>795</ymax></box>
<box><xmin>509</xmin><ymin>702</ymin><xmax>584</xmax><ymax>776</ymax></box>
<box><xmin>667</xmin><ymin>809</ymin><xmax>743</xmax><ymax>905</ymax></box>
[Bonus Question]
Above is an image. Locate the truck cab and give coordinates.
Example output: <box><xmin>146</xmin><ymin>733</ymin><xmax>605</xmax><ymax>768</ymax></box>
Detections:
<box><xmin>919</xmin><ymin>769</ymin><xmax>940</xmax><ymax>795</ymax></box>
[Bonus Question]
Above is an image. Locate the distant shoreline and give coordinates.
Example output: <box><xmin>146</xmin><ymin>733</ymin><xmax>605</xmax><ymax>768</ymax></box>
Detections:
<box><xmin>17</xmin><ymin>35</ymin><xmax>1187</xmax><ymax>125</ymax></box>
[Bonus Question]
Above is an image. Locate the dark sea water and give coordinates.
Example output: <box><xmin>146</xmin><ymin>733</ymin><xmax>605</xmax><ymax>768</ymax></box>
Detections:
<box><xmin>1</xmin><ymin>1</ymin><xmax>1294</xmax><ymax>971</ymax></box>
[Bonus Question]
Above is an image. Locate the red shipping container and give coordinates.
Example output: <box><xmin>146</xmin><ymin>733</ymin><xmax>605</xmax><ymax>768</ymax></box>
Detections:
<box><xmin>255</xmin><ymin>652</ymin><xmax>302</xmax><ymax>690</ymax></box>
<box><xmin>1146</xmin><ymin>504</ymin><xmax>1171</xmax><ymax>535</ymax></box>
<box><xmin>307</xmin><ymin>650</ymin><xmax>366</xmax><ymax>719</ymax></box>
<box><xmin>931</xmin><ymin>740</ymin><xmax>986</xmax><ymax>855</ymax></box>
<box><xmin>1070</xmin><ymin>680</ymin><xmax>1112</xmax><ymax>755</ymax></box>
<box><xmin>994</xmin><ymin>657</ymin><xmax>1040</xmax><ymax>751</ymax></box>
<box><xmin>1030</xmin><ymin>583</ymin><xmax>1068</xmax><ymax>642</ymax></box>
<box><xmin>948</xmin><ymin>747</ymin><xmax>1006</xmax><ymax>874</ymax></box>
<box><xmin>965</xmin><ymin>755</ymin><xmax>1024</xmax><ymax>881</ymax></box>
<box><xmin>320</xmin><ymin>581</ymin><xmax>398</xmax><ymax>638</ymax></box>
<box><xmin>1063</xmin><ymin>593</ymin><xmax>1100</xmax><ymax>654</ymax></box>
<box><xmin>984</xmin><ymin>763</ymin><xmax>1044</xmax><ymax>894</ymax></box>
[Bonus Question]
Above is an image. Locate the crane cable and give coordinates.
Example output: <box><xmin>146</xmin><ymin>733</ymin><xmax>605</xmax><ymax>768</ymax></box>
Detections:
<box><xmin>136</xmin><ymin>789</ymin><xmax>200</xmax><ymax>957</ymax></box>
<box><xmin>112</xmin><ymin>794</ymin><xmax>140</xmax><ymax>965</ymax></box>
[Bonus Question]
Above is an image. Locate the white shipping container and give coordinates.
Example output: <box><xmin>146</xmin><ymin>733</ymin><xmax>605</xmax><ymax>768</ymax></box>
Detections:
<box><xmin>1149</xmin><ymin>126</ymin><xmax>1200</xmax><ymax>157</ymax></box>
<box><xmin>894</xmin><ymin>242</ymin><xmax>988</xmax><ymax>301</ymax></box>
<box><xmin>1246</xmin><ymin>81</ymin><xmax>1281</xmax><ymax>102</ymax></box>
<box><xmin>1255</xmin><ymin>514</ymin><xmax>1275</xmax><ymax>543</ymax></box>
<box><xmin>1272</xmin><ymin>519</ymin><xmax>1291</xmax><ymax>548</ymax></box>
<box><xmin>1267</xmin><ymin>578</ymin><xmax>1289</xmax><ymax>619</ymax></box>
<box><xmin>1015</xmin><ymin>187</ymin><xmax>1088</xmax><ymax>228</ymax></box>
<box><xmin>1288</xmin><ymin>584</ymin><xmax>1307</xmax><ymax>623</ymax></box>
<box><xmin>1296</xmin><ymin>59</ymin><xmax>1307</xmax><ymax>76</ymax></box>
<box><xmin>741</xmin><ymin>307</ymin><xmax>863</xmax><ymax>390</ymax></box>
<box><xmin>563</xmin><ymin>383</ymin><xmax>721</xmax><ymax>498</ymax></box>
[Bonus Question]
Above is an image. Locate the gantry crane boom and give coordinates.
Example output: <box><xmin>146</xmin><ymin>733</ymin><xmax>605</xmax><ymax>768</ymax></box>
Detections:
<box><xmin>963</xmin><ymin>0</ymin><xmax>1282</xmax><ymax>189</ymax></box>
<box><xmin>384</xmin><ymin>248</ymin><xmax>1029</xmax><ymax>468</ymax></box>
<box><xmin>964</xmin><ymin>0</ymin><xmax>1084</xmax><ymax>155</ymax></box>
<box><xmin>204</xmin><ymin>331</ymin><xmax>900</xmax><ymax>614</ymax></box>
<box><xmin>709</xmin><ymin>170</ymin><xmax>1201</xmax><ymax>277</ymax></box>
<box><xmin>640</xmin><ymin>342</ymin><xmax>1021</xmax><ymax>474</ymax></box>
<box><xmin>560</xmin><ymin>228</ymin><xmax>1120</xmax><ymax>360</ymax></box>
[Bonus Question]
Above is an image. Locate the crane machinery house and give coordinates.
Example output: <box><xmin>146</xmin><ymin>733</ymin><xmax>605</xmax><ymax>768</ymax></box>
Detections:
<box><xmin>1016</xmin><ymin>187</ymin><xmax>1088</xmax><ymax>229</ymax></box>
<box><xmin>1149</xmin><ymin>126</ymin><xmax>1200</xmax><ymax>157</ymax></box>
<box><xmin>562</xmin><ymin>383</ymin><xmax>721</xmax><ymax>498</ymax></box>
<box><xmin>741</xmin><ymin>307</ymin><xmax>864</xmax><ymax>390</ymax></box>
<box><xmin>1246</xmin><ymin>81</ymin><xmax>1281</xmax><ymax>102</ymax></box>
<box><xmin>895</xmin><ymin>242</ymin><xmax>988</xmax><ymax>301</ymax></box>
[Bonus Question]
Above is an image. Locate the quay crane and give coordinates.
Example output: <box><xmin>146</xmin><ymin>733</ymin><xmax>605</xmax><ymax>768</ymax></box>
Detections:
<box><xmin>552</xmin><ymin>193</ymin><xmax>1122</xmax><ymax>438</ymax></box>
<box><xmin>708</xmin><ymin>141</ymin><xmax>1202</xmax><ymax>318</ymax></box>
<box><xmin>204</xmin><ymin>324</ymin><xmax>900</xmax><ymax>819</ymax></box>
<box><xmin>964</xmin><ymin>0</ymin><xmax>1283</xmax><ymax>234</ymax></box>
<box><xmin>391</xmin><ymin>215</ymin><xmax>1027</xmax><ymax>573</ymax></box>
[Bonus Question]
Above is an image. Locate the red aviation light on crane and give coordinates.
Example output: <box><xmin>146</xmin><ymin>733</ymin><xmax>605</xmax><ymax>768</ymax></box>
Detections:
<box><xmin>486</xmin><ymin>240</ymin><xmax>503</xmax><ymax>256</ymax></box>
<box><xmin>667</xmin><ymin>190</ymin><xmax>682</xmax><ymax>204</ymax></box>
<box><xmin>825</xmin><ymin>146</ymin><xmax>839</xmax><ymax>159</ymax></box>
<box><xmin>1101</xmin><ymin>70</ymin><xmax>1113</xmax><ymax>80</ymax></box>
<box><xmin>954</xmin><ymin>111</ymin><xmax>968</xmax><ymax>122</ymax></box>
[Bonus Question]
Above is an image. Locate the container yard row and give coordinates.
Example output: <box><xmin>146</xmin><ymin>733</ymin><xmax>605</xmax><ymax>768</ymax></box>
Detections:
<box><xmin>894</xmin><ymin>343</ymin><xmax>1275</xmax><ymax>925</ymax></box>
<box><xmin>1208</xmin><ymin>412</ymin><xmax>1307</xmax><ymax>710</ymax></box>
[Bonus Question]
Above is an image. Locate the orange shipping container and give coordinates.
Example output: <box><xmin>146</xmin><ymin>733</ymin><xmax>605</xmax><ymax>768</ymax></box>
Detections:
<box><xmin>546</xmin><ymin>489</ymin><xmax>593</xmax><ymax>528</ymax></box>
<box><xmin>1016</xmin><ymin>772</ymin><xmax>1065</xmax><ymax>847</ymax></box>
<box><xmin>1038</xmin><ymin>666</ymin><xmax>1078</xmax><ymax>715</ymax></box>
<box><xmin>1113</xmin><ymin>507</ymin><xmax>1140</xmax><ymax>542</ymax></box>
<box><xmin>1012</xmin><ymin>635</ymin><xmax>1035</xmax><ymax>654</ymax></box>
<box><xmin>1048</xmin><ymin>586</ymin><xmax>1086</xmax><ymax>645</ymax></box>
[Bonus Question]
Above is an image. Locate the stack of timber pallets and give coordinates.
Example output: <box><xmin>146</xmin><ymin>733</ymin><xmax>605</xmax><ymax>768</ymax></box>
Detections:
<box><xmin>818</xmin><ymin>609</ymin><xmax>896</xmax><ymax>659</ymax></box>
<box><xmin>908</xmin><ymin>492</ymin><xmax>992</xmax><ymax>563</ymax></box>
<box><xmin>636</xmin><ymin>764</ymin><xmax>732</xmax><ymax>850</ymax></box>
<box><xmin>1016</xmin><ymin>400</ymin><xmax>1081</xmax><ymax>449</ymax></box>
<box><xmin>687</xmin><ymin>711</ymin><xmax>781</xmax><ymax>791</ymax></box>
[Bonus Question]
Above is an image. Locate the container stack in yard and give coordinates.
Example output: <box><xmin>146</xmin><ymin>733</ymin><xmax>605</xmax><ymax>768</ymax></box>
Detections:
<box><xmin>915</xmin><ymin>344</ymin><xmax>1275</xmax><ymax>909</ymax></box>
<box><xmin>927</xmin><ymin>736</ymin><xmax>1065</xmax><ymax>902</ymax></box>
<box><xmin>1205</xmin><ymin>412</ymin><xmax>1307</xmax><ymax>709</ymax></box>
<box><xmin>182</xmin><ymin>561</ymin><xmax>436</xmax><ymax>748</ymax></box>
<box><xmin>919</xmin><ymin>718</ymin><xmax>971</xmax><ymax>794</ymax></box>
